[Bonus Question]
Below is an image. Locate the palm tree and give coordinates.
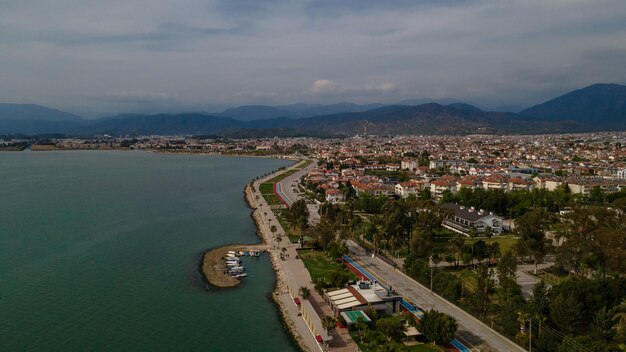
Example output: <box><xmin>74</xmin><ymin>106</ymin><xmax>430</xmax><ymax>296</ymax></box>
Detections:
<box><xmin>299</xmin><ymin>286</ymin><xmax>311</xmax><ymax>300</ymax></box>
<box><xmin>322</xmin><ymin>315</ymin><xmax>336</xmax><ymax>333</ymax></box>
<box><xmin>614</xmin><ymin>298</ymin><xmax>626</xmax><ymax>340</ymax></box>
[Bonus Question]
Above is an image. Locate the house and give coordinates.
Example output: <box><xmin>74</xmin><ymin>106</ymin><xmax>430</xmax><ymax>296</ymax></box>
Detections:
<box><xmin>430</xmin><ymin>179</ymin><xmax>456</xmax><ymax>200</ymax></box>
<box><xmin>324</xmin><ymin>281</ymin><xmax>402</xmax><ymax>315</ymax></box>
<box><xmin>440</xmin><ymin>203</ymin><xmax>504</xmax><ymax>236</ymax></box>
<box><xmin>507</xmin><ymin>177</ymin><xmax>533</xmax><ymax>192</ymax></box>
<box><xmin>401</xmin><ymin>159</ymin><xmax>419</xmax><ymax>172</ymax></box>
<box><xmin>325</xmin><ymin>189</ymin><xmax>345</xmax><ymax>203</ymax></box>
<box><xmin>394</xmin><ymin>180</ymin><xmax>429</xmax><ymax>198</ymax></box>
<box><xmin>482</xmin><ymin>175</ymin><xmax>507</xmax><ymax>191</ymax></box>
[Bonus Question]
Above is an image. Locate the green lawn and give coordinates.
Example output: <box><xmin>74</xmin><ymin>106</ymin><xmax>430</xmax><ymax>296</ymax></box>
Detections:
<box><xmin>298</xmin><ymin>250</ymin><xmax>357</xmax><ymax>283</ymax></box>
<box><xmin>262</xmin><ymin>193</ymin><xmax>283</xmax><ymax>205</ymax></box>
<box><xmin>259</xmin><ymin>182</ymin><xmax>274</xmax><ymax>195</ymax></box>
<box><xmin>348</xmin><ymin>331</ymin><xmax>442</xmax><ymax>352</ymax></box>
<box><xmin>266</xmin><ymin>169</ymin><xmax>299</xmax><ymax>183</ymax></box>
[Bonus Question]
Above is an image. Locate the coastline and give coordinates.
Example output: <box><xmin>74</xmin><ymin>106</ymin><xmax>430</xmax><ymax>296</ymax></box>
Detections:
<box><xmin>200</xmin><ymin>161</ymin><xmax>309</xmax><ymax>352</ymax></box>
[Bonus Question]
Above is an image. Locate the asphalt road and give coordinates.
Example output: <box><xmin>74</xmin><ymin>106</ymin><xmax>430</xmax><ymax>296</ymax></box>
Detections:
<box><xmin>275</xmin><ymin>160</ymin><xmax>320</xmax><ymax>224</ymax></box>
<box><xmin>346</xmin><ymin>240</ymin><xmax>526</xmax><ymax>352</ymax></box>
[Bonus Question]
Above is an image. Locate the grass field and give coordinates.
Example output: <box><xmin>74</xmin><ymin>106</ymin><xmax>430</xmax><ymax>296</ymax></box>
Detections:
<box><xmin>259</xmin><ymin>182</ymin><xmax>274</xmax><ymax>194</ymax></box>
<box><xmin>298</xmin><ymin>250</ymin><xmax>357</xmax><ymax>283</ymax></box>
<box><xmin>349</xmin><ymin>331</ymin><xmax>442</xmax><ymax>352</ymax></box>
<box><xmin>266</xmin><ymin>169</ymin><xmax>299</xmax><ymax>183</ymax></box>
<box><xmin>262</xmin><ymin>193</ymin><xmax>283</xmax><ymax>205</ymax></box>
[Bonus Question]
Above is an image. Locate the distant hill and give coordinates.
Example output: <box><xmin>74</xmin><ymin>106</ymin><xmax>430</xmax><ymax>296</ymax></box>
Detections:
<box><xmin>215</xmin><ymin>102</ymin><xmax>385</xmax><ymax>121</ymax></box>
<box><xmin>521</xmin><ymin>83</ymin><xmax>626</xmax><ymax>126</ymax></box>
<box><xmin>76</xmin><ymin>114</ymin><xmax>243</xmax><ymax>136</ymax></box>
<box><xmin>217</xmin><ymin>105</ymin><xmax>298</xmax><ymax>121</ymax></box>
<box><xmin>446</xmin><ymin>103</ymin><xmax>482</xmax><ymax>113</ymax></box>
<box><xmin>0</xmin><ymin>103</ymin><xmax>83</xmax><ymax>122</ymax></box>
<box><xmin>2</xmin><ymin>83</ymin><xmax>626</xmax><ymax>136</ymax></box>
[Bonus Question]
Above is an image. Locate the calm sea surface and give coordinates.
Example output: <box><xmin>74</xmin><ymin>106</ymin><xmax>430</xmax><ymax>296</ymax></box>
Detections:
<box><xmin>0</xmin><ymin>150</ymin><xmax>296</xmax><ymax>351</ymax></box>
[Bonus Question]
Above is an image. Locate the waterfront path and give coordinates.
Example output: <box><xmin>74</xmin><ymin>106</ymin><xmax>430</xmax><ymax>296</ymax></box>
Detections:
<box><xmin>250</xmin><ymin>160</ymin><xmax>357</xmax><ymax>352</ymax></box>
<box><xmin>346</xmin><ymin>240</ymin><xmax>526</xmax><ymax>352</ymax></box>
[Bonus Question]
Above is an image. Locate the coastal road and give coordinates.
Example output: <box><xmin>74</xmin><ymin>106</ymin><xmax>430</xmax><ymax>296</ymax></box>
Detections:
<box><xmin>275</xmin><ymin>160</ymin><xmax>320</xmax><ymax>224</ymax></box>
<box><xmin>346</xmin><ymin>240</ymin><xmax>526</xmax><ymax>352</ymax></box>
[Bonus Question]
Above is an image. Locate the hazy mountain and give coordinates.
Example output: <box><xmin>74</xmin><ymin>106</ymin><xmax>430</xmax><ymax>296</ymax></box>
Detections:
<box><xmin>446</xmin><ymin>103</ymin><xmax>482</xmax><ymax>113</ymax></box>
<box><xmin>491</xmin><ymin>105</ymin><xmax>526</xmax><ymax>113</ymax></box>
<box><xmin>2</xmin><ymin>83</ymin><xmax>625</xmax><ymax>136</ymax></box>
<box><xmin>217</xmin><ymin>105</ymin><xmax>298</xmax><ymax>121</ymax></box>
<box><xmin>521</xmin><ymin>83</ymin><xmax>626</xmax><ymax>126</ymax></box>
<box><xmin>76</xmin><ymin>114</ymin><xmax>243</xmax><ymax>136</ymax></box>
<box><xmin>215</xmin><ymin>102</ymin><xmax>386</xmax><ymax>121</ymax></box>
<box><xmin>0</xmin><ymin>103</ymin><xmax>83</xmax><ymax>121</ymax></box>
<box><xmin>397</xmin><ymin>98</ymin><xmax>462</xmax><ymax>106</ymax></box>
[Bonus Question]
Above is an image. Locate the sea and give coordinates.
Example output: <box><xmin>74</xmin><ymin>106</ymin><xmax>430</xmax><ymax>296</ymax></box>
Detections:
<box><xmin>0</xmin><ymin>150</ymin><xmax>297</xmax><ymax>351</ymax></box>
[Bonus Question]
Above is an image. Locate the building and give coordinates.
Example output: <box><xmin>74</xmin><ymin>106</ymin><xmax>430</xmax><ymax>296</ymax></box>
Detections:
<box><xmin>440</xmin><ymin>203</ymin><xmax>504</xmax><ymax>236</ymax></box>
<box><xmin>395</xmin><ymin>180</ymin><xmax>429</xmax><ymax>198</ymax></box>
<box><xmin>430</xmin><ymin>179</ymin><xmax>456</xmax><ymax>200</ymax></box>
<box><xmin>325</xmin><ymin>189</ymin><xmax>345</xmax><ymax>203</ymax></box>
<box><xmin>324</xmin><ymin>281</ymin><xmax>402</xmax><ymax>315</ymax></box>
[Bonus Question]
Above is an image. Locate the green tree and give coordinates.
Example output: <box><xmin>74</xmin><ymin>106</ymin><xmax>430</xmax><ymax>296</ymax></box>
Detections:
<box><xmin>375</xmin><ymin>316</ymin><xmax>406</xmax><ymax>341</ymax></box>
<box><xmin>322</xmin><ymin>315</ymin><xmax>336</xmax><ymax>333</ymax></box>
<box><xmin>299</xmin><ymin>286</ymin><xmax>310</xmax><ymax>300</ymax></box>
<box><xmin>419</xmin><ymin>310</ymin><xmax>458</xmax><ymax>346</ymax></box>
<box><xmin>288</xmin><ymin>199</ymin><xmax>310</xmax><ymax>229</ymax></box>
<box><xmin>549</xmin><ymin>293</ymin><xmax>582</xmax><ymax>335</ymax></box>
<box><xmin>591</xmin><ymin>306</ymin><xmax>617</xmax><ymax>343</ymax></box>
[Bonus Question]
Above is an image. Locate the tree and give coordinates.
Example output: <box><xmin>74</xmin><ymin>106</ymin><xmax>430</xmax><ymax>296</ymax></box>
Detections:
<box><xmin>614</xmin><ymin>299</ymin><xmax>626</xmax><ymax>342</ymax></box>
<box><xmin>375</xmin><ymin>317</ymin><xmax>406</xmax><ymax>341</ymax></box>
<box><xmin>419</xmin><ymin>310</ymin><xmax>458</xmax><ymax>346</ymax></box>
<box><xmin>591</xmin><ymin>306</ymin><xmax>617</xmax><ymax>343</ymax></box>
<box><xmin>516</xmin><ymin>209</ymin><xmax>551</xmax><ymax>274</ymax></box>
<box><xmin>288</xmin><ymin>199</ymin><xmax>310</xmax><ymax>229</ymax></box>
<box><xmin>475</xmin><ymin>265</ymin><xmax>495</xmax><ymax>320</ymax></box>
<box><xmin>322</xmin><ymin>315</ymin><xmax>336</xmax><ymax>333</ymax></box>
<box><xmin>299</xmin><ymin>286</ymin><xmax>311</xmax><ymax>300</ymax></box>
<box><xmin>549</xmin><ymin>293</ymin><xmax>582</xmax><ymax>335</ymax></box>
<box><xmin>270</xmin><ymin>225</ymin><xmax>277</xmax><ymax>237</ymax></box>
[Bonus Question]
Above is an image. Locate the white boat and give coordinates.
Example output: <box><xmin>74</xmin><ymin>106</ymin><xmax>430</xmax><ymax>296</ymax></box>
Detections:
<box><xmin>234</xmin><ymin>273</ymin><xmax>248</xmax><ymax>278</ymax></box>
<box><xmin>226</xmin><ymin>253</ymin><xmax>237</xmax><ymax>258</ymax></box>
<box><xmin>227</xmin><ymin>250</ymin><xmax>236</xmax><ymax>255</ymax></box>
<box><xmin>228</xmin><ymin>266</ymin><xmax>245</xmax><ymax>272</ymax></box>
<box><xmin>226</xmin><ymin>262</ymin><xmax>240</xmax><ymax>267</ymax></box>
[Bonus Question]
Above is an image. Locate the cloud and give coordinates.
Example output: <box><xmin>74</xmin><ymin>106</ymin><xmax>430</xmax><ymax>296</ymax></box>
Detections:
<box><xmin>310</xmin><ymin>80</ymin><xmax>340</xmax><ymax>94</ymax></box>
<box><xmin>1</xmin><ymin>0</ymin><xmax>626</xmax><ymax>114</ymax></box>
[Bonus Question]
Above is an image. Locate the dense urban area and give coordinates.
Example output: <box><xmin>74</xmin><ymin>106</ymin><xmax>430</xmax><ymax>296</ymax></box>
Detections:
<box><xmin>4</xmin><ymin>132</ymin><xmax>626</xmax><ymax>352</ymax></box>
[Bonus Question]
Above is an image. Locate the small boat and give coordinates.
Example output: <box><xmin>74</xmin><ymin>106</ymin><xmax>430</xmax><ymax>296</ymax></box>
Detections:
<box><xmin>226</xmin><ymin>262</ymin><xmax>241</xmax><ymax>267</ymax></box>
<box><xmin>227</xmin><ymin>250</ymin><xmax>236</xmax><ymax>255</ymax></box>
<box><xmin>237</xmin><ymin>251</ymin><xmax>245</xmax><ymax>256</ymax></box>
<box><xmin>228</xmin><ymin>266</ymin><xmax>245</xmax><ymax>272</ymax></box>
<box><xmin>226</xmin><ymin>253</ymin><xmax>237</xmax><ymax>258</ymax></box>
<box><xmin>234</xmin><ymin>273</ymin><xmax>248</xmax><ymax>278</ymax></box>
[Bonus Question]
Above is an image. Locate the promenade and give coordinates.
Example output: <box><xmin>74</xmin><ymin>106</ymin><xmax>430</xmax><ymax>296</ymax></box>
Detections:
<box><xmin>249</xmin><ymin>160</ymin><xmax>357</xmax><ymax>352</ymax></box>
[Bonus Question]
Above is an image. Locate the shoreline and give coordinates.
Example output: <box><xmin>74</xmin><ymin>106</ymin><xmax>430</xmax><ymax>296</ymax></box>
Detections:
<box><xmin>200</xmin><ymin>161</ymin><xmax>309</xmax><ymax>352</ymax></box>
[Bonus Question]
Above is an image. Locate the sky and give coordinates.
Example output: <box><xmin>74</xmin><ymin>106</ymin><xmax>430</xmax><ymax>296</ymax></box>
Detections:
<box><xmin>1</xmin><ymin>0</ymin><xmax>626</xmax><ymax>117</ymax></box>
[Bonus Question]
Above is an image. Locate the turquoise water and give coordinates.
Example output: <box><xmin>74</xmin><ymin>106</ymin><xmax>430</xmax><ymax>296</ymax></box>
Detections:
<box><xmin>0</xmin><ymin>151</ymin><xmax>297</xmax><ymax>351</ymax></box>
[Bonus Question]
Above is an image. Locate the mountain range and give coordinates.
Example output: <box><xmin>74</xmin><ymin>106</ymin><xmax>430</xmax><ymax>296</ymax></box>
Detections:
<box><xmin>0</xmin><ymin>83</ymin><xmax>624</xmax><ymax>137</ymax></box>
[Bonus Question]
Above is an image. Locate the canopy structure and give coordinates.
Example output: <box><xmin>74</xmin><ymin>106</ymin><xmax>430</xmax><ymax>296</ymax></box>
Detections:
<box><xmin>340</xmin><ymin>310</ymin><xmax>371</xmax><ymax>326</ymax></box>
